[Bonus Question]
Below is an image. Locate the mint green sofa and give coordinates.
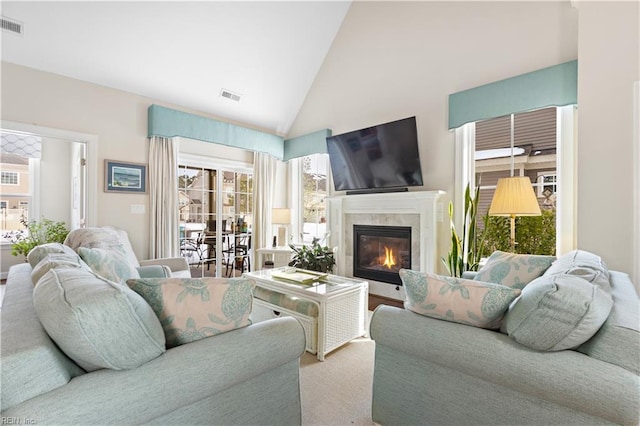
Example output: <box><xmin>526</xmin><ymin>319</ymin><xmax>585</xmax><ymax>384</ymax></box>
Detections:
<box><xmin>370</xmin><ymin>251</ymin><xmax>639</xmax><ymax>425</ymax></box>
<box><xmin>1</xmin><ymin>261</ymin><xmax>306</xmax><ymax>424</ymax></box>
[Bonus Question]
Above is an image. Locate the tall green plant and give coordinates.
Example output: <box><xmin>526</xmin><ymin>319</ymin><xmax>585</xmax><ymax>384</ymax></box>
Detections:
<box><xmin>442</xmin><ymin>184</ymin><xmax>486</xmax><ymax>277</ymax></box>
<box><xmin>443</xmin><ymin>201</ymin><xmax>463</xmax><ymax>277</ymax></box>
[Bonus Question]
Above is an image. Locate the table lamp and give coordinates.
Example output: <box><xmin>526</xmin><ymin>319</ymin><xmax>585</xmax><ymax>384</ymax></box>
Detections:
<box><xmin>488</xmin><ymin>176</ymin><xmax>541</xmax><ymax>252</ymax></box>
<box><xmin>272</xmin><ymin>208</ymin><xmax>291</xmax><ymax>247</ymax></box>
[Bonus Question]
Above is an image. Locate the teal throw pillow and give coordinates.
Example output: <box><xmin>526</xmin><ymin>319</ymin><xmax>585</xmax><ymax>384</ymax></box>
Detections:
<box><xmin>27</xmin><ymin>242</ymin><xmax>78</xmax><ymax>268</ymax></box>
<box><xmin>474</xmin><ymin>250</ymin><xmax>556</xmax><ymax>289</ymax></box>
<box><xmin>31</xmin><ymin>252</ymin><xmax>89</xmax><ymax>285</ymax></box>
<box><xmin>64</xmin><ymin>226</ymin><xmax>139</xmax><ymax>267</ymax></box>
<box><xmin>543</xmin><ymin>249</ymin><xmax>611</xmax><ymax>291</ymax></box>
<box><xmin>78</xmin><ymin>247</ymin><xmax>140</xmax><ymax>283</ymax></box>
<box><xmin>503</xmin><ymin>273</ymin><xmax>613</xmax><ymax>351</ymax></box>
<box><xmin>33</xmin><ymin>267</ymin><xmax>166</xmax><ymax>371</ymax></box>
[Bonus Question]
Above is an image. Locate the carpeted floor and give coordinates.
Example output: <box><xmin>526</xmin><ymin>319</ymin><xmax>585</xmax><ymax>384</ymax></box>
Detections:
<box><xmin>300</xmin><ymin>337</ymin><xmax>377</xmax><ymax>426</ymax></box>
<box><xmin>187</xmin><ymin>263</ymin><xmax>381</xmax><ymax>425</ymax></box>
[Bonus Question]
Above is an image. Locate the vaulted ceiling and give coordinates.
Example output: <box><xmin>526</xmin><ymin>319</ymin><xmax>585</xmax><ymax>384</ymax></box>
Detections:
<box><xmin>1</xmin><ymin>1</ymin><xmax>351</xmax><ymax>136</ymax></box>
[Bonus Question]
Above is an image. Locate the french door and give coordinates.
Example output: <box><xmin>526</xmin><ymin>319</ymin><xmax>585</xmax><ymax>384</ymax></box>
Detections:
<box><xmin>177</xmin><ymin>156</ymin><xmax>253</xmax><ymax>278</ymax></box>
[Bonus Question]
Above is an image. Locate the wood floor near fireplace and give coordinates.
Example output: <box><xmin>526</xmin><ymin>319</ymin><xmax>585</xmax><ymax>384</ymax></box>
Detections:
<box><xmin>369</xmin><ymin>293</ymin><xmax>403</xmax><ymax>310</ymax></box>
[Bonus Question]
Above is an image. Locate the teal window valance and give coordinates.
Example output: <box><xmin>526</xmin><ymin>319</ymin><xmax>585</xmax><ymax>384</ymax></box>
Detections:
<box><xmin>148</xmin><ymin>104</ymin><xmax>285</xmax><ymax>159</ymax></box>
<box><xmin>448</xmin><ymin>60</ymin><xmax>577</xmax><ymax>129</ymax></box>
<box><xmin>283</xmin><ymin>129</ymin><xmax>332</xmax><ymax>161</ymax></box>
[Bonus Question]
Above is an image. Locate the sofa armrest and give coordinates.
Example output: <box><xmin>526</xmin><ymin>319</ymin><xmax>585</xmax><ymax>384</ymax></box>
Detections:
<box><xmin>139</xmin><ymin>257</ymin><xmax>190</xmax><ymax>277</ymax></box>
<box><xmin>370</xmin><ymin>305</ymin><xmax>639</xmax><ymax>425</ymax></box>
<box><xmin>2</xmin><ymin>317</ymin><xmax>306</xmax><ymax>424</ymax></box>
<box><xmin>136</xmin><ymin>264</ymin><xmax>172</xmax><ymax>278</ymax></box>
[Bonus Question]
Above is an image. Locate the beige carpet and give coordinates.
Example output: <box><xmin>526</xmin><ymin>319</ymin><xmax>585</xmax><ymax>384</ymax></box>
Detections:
<box><xmin>300</xmin><ymin>337</ymin><xmax>377</xmax><ymax>426</ymax></box>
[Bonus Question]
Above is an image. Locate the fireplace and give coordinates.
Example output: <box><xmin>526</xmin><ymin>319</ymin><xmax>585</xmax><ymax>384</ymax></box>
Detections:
<box><xmin>327</xmin><ymin>190</ymin><xmax>442</xmax><ymax>300</ymax></box>
<box><xmin>353</xmin><ymin>225</ymin><xmax>411</xmax><ymax>285</ymax></box>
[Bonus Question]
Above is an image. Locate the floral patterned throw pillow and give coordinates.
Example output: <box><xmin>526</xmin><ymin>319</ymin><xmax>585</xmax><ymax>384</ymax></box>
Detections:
<box><xmin>474</xmin><ymin>251</ymin><xmax>556</xmax><ymax>290</ymax></box>
<box><xmin>127</xmin><ymin>277</ymin><xmax>255</xmax><ymax>348</ymax></box>
<box><xmin>401</xmin><ymin>269</ymin><xmax>521</xmax><ymax>329</ymax></box>
<box><xmin>64</xmin><ymin>226</ymin><xmax>139</xmax><ymax>267</ymax></box>
<box><xmin>78</xmin><ymin>247</ymin><xmax>140</xmax><ymax>284</ymax></box>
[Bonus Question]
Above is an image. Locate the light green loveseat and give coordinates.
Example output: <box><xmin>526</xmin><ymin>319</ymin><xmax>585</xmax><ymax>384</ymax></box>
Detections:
<box><xmin>370</xmin><ymin>250</ymin><xmax>639</xmax><ymax>425</ymax></box>
<box><xmin>1</xmin><ymin>237</ymin><xmax>306</xmax><ymax>424</ymax></box>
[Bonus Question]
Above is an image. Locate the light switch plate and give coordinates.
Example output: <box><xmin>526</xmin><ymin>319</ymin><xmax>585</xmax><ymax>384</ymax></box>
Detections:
<box><xmin>131</xmin><ymin>204</ymin><xmax>145</xmax><ymax>214</ymax></box>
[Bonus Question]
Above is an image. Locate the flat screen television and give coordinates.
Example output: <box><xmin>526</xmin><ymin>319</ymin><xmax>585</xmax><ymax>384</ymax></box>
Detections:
<box><xmin>326</xmin><ymin>116</ymin><xmax>423</xmax><ymax>193</ymax></box>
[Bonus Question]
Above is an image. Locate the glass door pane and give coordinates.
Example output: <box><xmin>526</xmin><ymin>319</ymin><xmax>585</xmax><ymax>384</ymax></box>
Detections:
<box><xmin>178</xmin><ymin>166</ymin><xmax>216</xmax><ymax>277</ymax></box>
<box><xmin>225</xmin><ymin>172</ymin><xmax>252</xmax><ymax>277</ymax></box>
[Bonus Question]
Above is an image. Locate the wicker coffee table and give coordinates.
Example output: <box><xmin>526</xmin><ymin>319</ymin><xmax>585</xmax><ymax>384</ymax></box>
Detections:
<box><xmin>244</xmin><ymin>267</ymin><xmax>369</xmax><ymax>361</ymax></box>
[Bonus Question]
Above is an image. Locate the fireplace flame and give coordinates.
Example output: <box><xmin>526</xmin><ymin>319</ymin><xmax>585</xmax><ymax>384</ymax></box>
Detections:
<box><xmin>381</xmin><ymin>246</ymin><xmax>396</xmax><ymax>268</ymax></box>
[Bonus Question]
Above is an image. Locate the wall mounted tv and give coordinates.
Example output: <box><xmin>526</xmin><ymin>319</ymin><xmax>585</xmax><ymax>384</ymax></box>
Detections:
<box><xmin>326</xmin><ymin>116</ymin><xmax>424</xmax><ymax>194</ymax></box>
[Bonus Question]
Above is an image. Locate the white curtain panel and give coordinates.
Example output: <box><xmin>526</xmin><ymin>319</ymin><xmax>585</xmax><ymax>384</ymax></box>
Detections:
<box><xmin>253</xmin><ymin>152</ymin><xmax>277</xmax><ymax>252</ymax></box>
<box><xmin>149</xmin><ymin>136</ymin><xmax>179</xmax><ymax>258</ymax></box>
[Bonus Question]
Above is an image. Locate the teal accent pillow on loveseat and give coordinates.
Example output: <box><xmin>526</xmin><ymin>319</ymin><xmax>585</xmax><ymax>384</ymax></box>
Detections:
<box><xmin>474</xmin><ymin>250</ymin><xmax>556</xmax><ymax>289</ymax></box>
<box><xmin>502</xmin><ymin>249</ymin><xmax>615</xmax><ymax>351</ymax></box>
<box><xmin>33</xmin><ymin>268</ymin><xmax>166</xmax><ymax>371</ymax></box>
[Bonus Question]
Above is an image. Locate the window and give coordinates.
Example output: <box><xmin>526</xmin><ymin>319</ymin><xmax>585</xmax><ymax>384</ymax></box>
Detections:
<box><xmin>301</xmin><ymin>154</ymin><xmax>329</xmax><ymax>243</ymax></box>
<box><xmin>0</xmin><ymin>126</ymin><xmax>94</xmax><ymax>266</ymax></box>
<box><xmin>455</xmin><ymin>106</ymin><xmax>575</xmax><ymax>256</ymax></box>
<box><xmin>1</xmin><ymin>171</ymin><xmax>18</xmax><ymax>185</ymax></box>
<box><xmin>474</xmin><ymin>107</ymin><xmax>557</xmax><ymax>219</ymax></box>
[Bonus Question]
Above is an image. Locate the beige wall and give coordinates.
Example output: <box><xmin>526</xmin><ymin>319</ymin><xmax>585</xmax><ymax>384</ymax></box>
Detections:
<box><xmin>1</xmin><ymin>63</ymin><xmax>274</xmax><ymax>260</ymax></box>
<box><xmin>576</xmin><ymin>1</ymin><xmax>640</xmax><ymax>280</ymax></box>
<box><xmin>3</xmin><ymin>2</ymin><xmax>636</xmax><ymax>278</ymax></box>
<box><xmin>288</xmin><ymin>1</ymin><xmax>579</xmax><ymax>273</ymax></box>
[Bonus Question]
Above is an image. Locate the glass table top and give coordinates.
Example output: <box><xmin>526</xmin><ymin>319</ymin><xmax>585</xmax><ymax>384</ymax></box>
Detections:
<box><xmin>244</xmin><ymin>267</ymin><xmax>366</xmax><ymax>295</ymax></box>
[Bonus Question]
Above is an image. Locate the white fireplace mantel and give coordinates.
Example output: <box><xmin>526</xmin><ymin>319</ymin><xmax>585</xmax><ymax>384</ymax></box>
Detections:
<box><xmin>326</xmin><ymin>190</ymin><xmax>445</xmax><ymax>300</ymax></box>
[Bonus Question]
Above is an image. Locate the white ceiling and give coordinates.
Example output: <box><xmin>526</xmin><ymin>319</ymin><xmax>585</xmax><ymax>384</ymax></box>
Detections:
<box><xmin>1</xmin><ymin>1</ymin><xmax>351</xmax><ymax>136</ymax></box>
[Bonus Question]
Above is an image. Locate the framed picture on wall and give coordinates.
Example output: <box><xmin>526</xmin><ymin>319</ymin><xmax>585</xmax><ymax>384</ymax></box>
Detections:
<box><xmin>104</xmin><ymin>160</ymin><xmax>147</xmax><ymax>193</ymax></box>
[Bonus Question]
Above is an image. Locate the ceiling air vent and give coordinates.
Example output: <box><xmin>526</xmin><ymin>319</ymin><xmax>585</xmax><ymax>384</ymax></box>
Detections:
<box><xmin>1</xmin><ymin>16</ymin><xmax>24</xmax><ymax>36</ymax></box>
<box><xmin>220</xmin><ymin>89</ymin><xmax>241</xmax><ymax>102</ymax></box>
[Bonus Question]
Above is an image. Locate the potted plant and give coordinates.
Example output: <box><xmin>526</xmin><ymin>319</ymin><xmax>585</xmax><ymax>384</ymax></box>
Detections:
<box><xmin>5</xmin><ymin>216</ymin><xmax>70</xmax><ymax>257</ymax></box>
<box><xmin>288</xmin><ymin>234</ymin><xmax>336</xmax><ymax>273</ymax></box>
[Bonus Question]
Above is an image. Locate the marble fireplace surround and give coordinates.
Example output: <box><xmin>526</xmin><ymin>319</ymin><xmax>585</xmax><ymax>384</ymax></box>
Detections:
<box><xmin>326</xmin><ymin>190</ymin><xmax>444</xmax><ymax>301</ymax></box>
